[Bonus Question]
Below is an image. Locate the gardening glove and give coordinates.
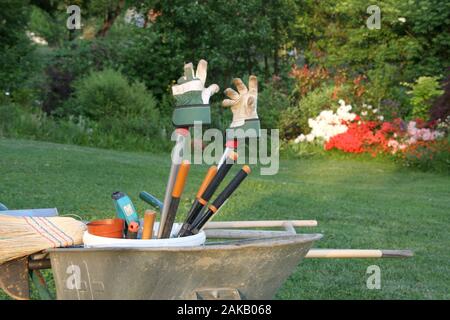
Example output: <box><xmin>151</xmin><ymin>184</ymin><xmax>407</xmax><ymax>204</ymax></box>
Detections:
<box><xmin>171</xmin><ymin>59</ymin><xmax>219</xmax><ymax>127</ymax></box>
<box><xmin>222</xmin><ymin>75</ymin><xmax>260</xmax><ymax>137</ymax></box>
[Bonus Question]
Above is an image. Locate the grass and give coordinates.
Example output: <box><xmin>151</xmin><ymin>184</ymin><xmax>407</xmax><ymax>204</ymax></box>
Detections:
<box><xmin>0</xmin><ymin>137</ymin><xmax>449</xmax><ymax>299</ymax></box>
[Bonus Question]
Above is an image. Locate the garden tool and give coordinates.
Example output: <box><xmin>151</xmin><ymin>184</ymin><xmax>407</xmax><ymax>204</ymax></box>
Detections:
<box><xmin>218</xmin><ymin>139</ymin><xmax>239</xmax><ymax>169</ymax></box>
<box><xmin>142</xmin><ymin>210</ymin><xmax>156</xmax><ymax>239</ymax></box>
<box><xmin>178</xmin><ymin>152</ymin><xmax>238</xmax><ymax>237</ymax></box>
<box><xmin>186</xmin><ymin>165</ymin><xmax>251</xmax><ymax>235</ymax></box>
<box><xmin>223</xmin><ymin>75</ymin><xmax>260</xmax><ymax>138</ymax></box>
<box><xmin>139</xmin><ymin>192</ymin><xmax>163</xmax><ymax>211</ymax></box>
<box><xmin>178</xmin><ymin>165</ymin><xmax>217</xmax><ymax>236</ymax></box>
<box><xmin>126</xmin><ymin>221</ymin><xmax>139</xmax><ymax>239</ymax></box>
<box><xmin>112</xmin><ymin>191</ymin><xmax>139</xmax><ymax>227</ymax></box>
<box><xmin>160</xmin><ymin>160</ymin><xmax>191</xmax><ymax>238</ymax></box>
<box><xmin>171</xmin><ymin>59</ymin><xmax>219</xmax><ymax>127</ymax></box>
<box><xmin>158</xmin><ymin>128</ymin><xmax>188</xmax><ymax>238</ymax></box>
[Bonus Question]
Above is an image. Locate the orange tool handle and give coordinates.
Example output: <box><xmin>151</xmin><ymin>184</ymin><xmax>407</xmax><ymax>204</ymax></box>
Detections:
<box><xmin>196</xmin><ymin>166</ymin><xmax>218</xmax><ymax>198</ymax></box>
<box><xmin>172</xmin><ymin>160</ymin><xmax>190</xmax><ymax>198</ymax></box>
<box><xmin>142</xmin><ymin>210</ymin><xmax>156</xmax><ymax>239</ymax></box>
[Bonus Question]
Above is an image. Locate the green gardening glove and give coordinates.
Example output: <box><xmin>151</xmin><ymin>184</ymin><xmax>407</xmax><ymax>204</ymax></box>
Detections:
<box><xmin>171</xmin><ymin>59</ymin><xmax>219</xmax><ymax>127</ymax></box>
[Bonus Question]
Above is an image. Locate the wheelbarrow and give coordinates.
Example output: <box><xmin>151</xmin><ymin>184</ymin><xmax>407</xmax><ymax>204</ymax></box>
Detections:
<box><xmin>49</xmin><ymin>233</ymin><xmax>321</xmax><ymax>300</ymax></box>
<box><xmin>0</xmin><ymin>218</ymin><xmax>411</xmax><ymax>300</ymax></box>
<box><xmin>0</xmin><ymin>217</ymin><xmax>321</xmax><ymax>300</ymax></box>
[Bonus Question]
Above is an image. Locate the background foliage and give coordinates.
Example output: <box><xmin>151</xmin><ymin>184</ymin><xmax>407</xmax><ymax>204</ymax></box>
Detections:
<box><xmin>0</xmin><ymin>0</ymin><xmax>448</xmax><ymax>169</ymax></box>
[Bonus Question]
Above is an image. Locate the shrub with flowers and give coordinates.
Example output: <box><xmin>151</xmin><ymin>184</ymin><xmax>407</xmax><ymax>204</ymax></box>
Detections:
<box><xmin>294</xmin><ymin>100</ymin><xmax>357</xmax><ymax>144</ymax></box>
<box><xmin>293</xmin><ymin>101</ymin><xmax>449</xmax><ymax>171</ymax></box>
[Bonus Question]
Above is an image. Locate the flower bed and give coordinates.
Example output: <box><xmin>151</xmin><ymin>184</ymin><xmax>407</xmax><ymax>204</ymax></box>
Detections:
<box><xmin>293</xmin><ymin>100</ymin><xmax>449</xmax><ymax>171</ymax></box>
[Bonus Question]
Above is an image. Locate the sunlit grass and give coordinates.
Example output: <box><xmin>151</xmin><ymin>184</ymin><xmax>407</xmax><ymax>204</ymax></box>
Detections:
<box><xmin>1</xmin><ymin>138</ymin><xmax>449</xmax><ymax>299</ymax></box>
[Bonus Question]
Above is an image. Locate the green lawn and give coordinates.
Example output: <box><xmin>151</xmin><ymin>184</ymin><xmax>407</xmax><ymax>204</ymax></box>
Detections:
<box><xmin>1</xmin><ymin>138</ymin><xmax>449</xmax><ymax>299</ymax></box>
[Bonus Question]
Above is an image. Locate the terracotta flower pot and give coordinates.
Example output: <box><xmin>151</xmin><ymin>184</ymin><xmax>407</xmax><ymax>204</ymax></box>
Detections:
<box><xmin>87</xmin><ymin>218</ymin><xmax>124</xmax><ymax>239</ymax></box>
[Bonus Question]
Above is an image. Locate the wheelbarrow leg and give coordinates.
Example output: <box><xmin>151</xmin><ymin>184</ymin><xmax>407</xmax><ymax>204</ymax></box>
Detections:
<box><xmin>0</xmin><ymin>257</ymin><xmax>30</xmax><ymax>300</ymax></box>
<box><xmin>29</xmin><ymin>270</ymin><xmax>53</xmax><ymax>300</ymax></box>
<box><xmin>0</xmin><ymin>256</ymin><xmax>53</xmax><ymax>300</ymax></box>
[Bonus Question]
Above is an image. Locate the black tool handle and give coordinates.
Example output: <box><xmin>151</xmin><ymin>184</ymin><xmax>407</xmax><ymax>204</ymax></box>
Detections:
<box><xmin>160</xmin><ymin>198</ymin><xmax>180</xmax><ymax>238</ymax></box>
<box><xmin>178</xmin><ymin>157</ymin><xmax>236</xmax><ymax>237</ymax></box>
<box><xmin>177</xmin><ymin>199</ymin><xmax>201</xmax><ymax>237</ymax></box>
<box><xmin>189</xmin><ymin>208</ymin><xmax>214</xmax><ymax>234</ymax></box>
<box><xmin>189</xmin><ymin>166</ymin><xmax>251</xmax><ymax>233</ymax></box>
<box><xmin>201</xmin><ymin>161</ymin><xmax>233</xmax><ymax>201</ymax></box>
<box><xmin>211</xmin><ymin>169</ymin><xmax>249</xmax><ymax>209</ymax></box>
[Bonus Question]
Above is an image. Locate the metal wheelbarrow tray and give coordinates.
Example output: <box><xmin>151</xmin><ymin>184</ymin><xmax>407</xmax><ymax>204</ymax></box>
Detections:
<box><xmin>48</xmin><ymin>233</ymin><xmax>322</xmax><ymax>300</ymax></box>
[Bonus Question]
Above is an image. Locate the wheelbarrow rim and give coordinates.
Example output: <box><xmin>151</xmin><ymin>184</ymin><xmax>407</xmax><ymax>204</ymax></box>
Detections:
<box><xmin>47</xmin><ymin>233</ymin><xmax>323</xmax><ymax>253</ymax></box>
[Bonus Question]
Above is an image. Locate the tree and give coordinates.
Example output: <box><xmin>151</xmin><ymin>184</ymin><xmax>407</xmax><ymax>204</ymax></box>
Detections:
<box><xmin>0</xmin><ymin>0</ymin><xmax>34</xmax><ymax>92</ymax></box>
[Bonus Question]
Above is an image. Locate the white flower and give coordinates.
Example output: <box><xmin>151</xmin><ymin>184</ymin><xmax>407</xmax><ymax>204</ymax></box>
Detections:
<box><xmin>378</xmin><ymin>115</ymin><xmax>384</xmax><ymax>121</ymax></box>
<box><xmin>294</xmin><ymin>134</ymin><xmax>305</xmax><ymax>144</ymax></box>
<box><xmin>304</xmin><ymin>100</ymin><xmax>359</xmax><ymax>144</ymax></box>
<box><xmin>373</xmin><ymin>109</ymin><xmax>378</xmax><ymax>113</ymax></box>
<box><xmin>398</xmin><ymin>17</ymin><xmax>406</xmax><ymax>23</ymax></box>
<box><xmin>361</xmin><ymin>111</ymin><xmax>368</xmax><ymax>116</ymax></box>
<box><xmin>435</xmin><ymin>131</ymin><xmax>444</xmax><ymax>139</ymax></box>
<box><xmin>367</xmin><ymin>105</ymin><xmax>372</xmax><ymax>110</ymax></box>
<box><xmin>5</xmin><ymin>91</ymin><xmax>10</xmax><ymax>96</ymax></box>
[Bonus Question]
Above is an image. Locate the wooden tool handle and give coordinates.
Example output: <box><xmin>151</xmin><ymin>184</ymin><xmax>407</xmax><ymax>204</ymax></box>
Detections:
<box><xmin>305</xmin><ymin>249</ymin><xmax>414</xmax><ymax>258</ymax></box>
<box><xmin>142</xmin><ymin>210</ymin><xmax>156</xmax><ymax>239</ymax></box>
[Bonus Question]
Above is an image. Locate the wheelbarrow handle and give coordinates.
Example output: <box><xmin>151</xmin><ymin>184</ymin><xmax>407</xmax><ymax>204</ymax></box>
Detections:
<box><xmin>204</xmin><ymin>220</ymin><xmax>318</xmax><ymax>229</ymax></box>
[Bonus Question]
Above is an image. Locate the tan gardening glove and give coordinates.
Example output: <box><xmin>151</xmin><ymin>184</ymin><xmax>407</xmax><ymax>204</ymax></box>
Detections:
<box><xmin>222</xmin><ymin>76</ymin><xmax>258</xmax><ymax>128</ymax></box>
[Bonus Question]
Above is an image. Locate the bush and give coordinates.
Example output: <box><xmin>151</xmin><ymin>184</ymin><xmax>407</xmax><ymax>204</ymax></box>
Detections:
<box><xmin>0</xmin><ymin>103</ymin><xmax>171</xmax><ymax>153</ymax></box>
<box><xmin>280</xmin><ymin>86</ymin><xmax>340</xmax><ymax>139</ymax></box>
<box><xmin>257</xmin><ymin>83</ymin><xmax>290</xmax><ymax>130</ymax></box>
<box><xmin>41</xmin><ymin>40</ymin><xmax>117</xmax><ymax>114</ymax></box>
<box><xmin>430</xmin><ymin>70</ymin><xmax>450</xmax><ymax>121</ymax></box>
<box><xmin>403</xmin><ymin>76</ymin><xmax>444</xmax><ymax>120</ymax></box>
<box><xmin>280</xmin><ymin>140</ymin><xmax>326</xmax><ymax>159</ymax></box>
<box><xmin>61</xmin><ymin>69</ymin><xmax>164</xmax><ymax>144</ymax></box>
<box><xmin>396</xmin><ymin>138</ymin><xmax>450</xmax><ymax>173</ymax></box>
<box><xmin>65</xmin><ymin>69</ymin><xmax>157</xmax><ymax>119</ymax></box>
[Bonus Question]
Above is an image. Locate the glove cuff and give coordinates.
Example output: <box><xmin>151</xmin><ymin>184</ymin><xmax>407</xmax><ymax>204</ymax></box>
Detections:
<box><xmin>172</xmin><ymin>104</ymin><xmax>211</xmax><ymax>127</ymax></box>
<box><xmin>226</xmin><ymin>118</ymin><xmax>261</xmax><ymax>139</ymax></box>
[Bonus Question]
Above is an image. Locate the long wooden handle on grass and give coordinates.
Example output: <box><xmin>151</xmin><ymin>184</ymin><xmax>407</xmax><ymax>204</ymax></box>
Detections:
<box><xmin>305</xmin><ymin>249</ymin><xmax>413</xmax><ymax>258</ymax></box>
<box><xmin>204</xmin><ymin>220</ymin><xmax>318</xmax><ymax>229</ymax></box>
